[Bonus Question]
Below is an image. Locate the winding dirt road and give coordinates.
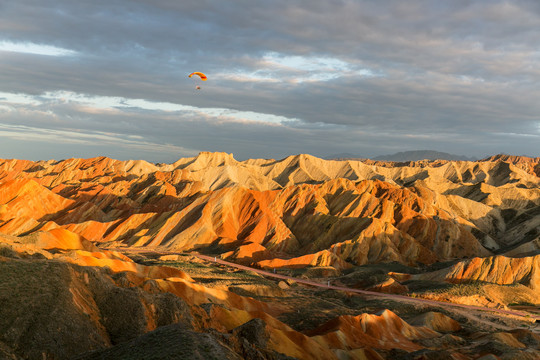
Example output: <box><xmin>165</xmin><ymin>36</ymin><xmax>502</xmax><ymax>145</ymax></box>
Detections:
<box><xmin>107</xmin><ymin>247</ymin><xmax>540</xmax><ymax>323</ymax></box>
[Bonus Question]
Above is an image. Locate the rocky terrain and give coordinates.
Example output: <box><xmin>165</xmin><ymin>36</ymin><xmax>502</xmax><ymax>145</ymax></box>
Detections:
<box><xmin>0</xmin><ymin>152</ymin><xmax>539</xmax><ymax>359</ymax></box>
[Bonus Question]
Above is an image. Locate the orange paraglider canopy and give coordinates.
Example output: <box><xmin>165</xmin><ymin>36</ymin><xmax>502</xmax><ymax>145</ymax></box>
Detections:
<box><xmin>189</xmin><ymin>72</ymin><xmax>207</xmax><ymax>81</ymax></box>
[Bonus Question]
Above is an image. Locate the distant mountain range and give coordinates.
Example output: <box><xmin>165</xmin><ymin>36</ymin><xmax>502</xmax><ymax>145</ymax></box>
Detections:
<box><xmin>373</xmin><ymin>150</ymin><xmax>477</xmax><ymax>161</ymax></box>
<box><xmin>328</xmin><ymin>150</ymin><xmax>477</xmax><ymax>162</ymax></box>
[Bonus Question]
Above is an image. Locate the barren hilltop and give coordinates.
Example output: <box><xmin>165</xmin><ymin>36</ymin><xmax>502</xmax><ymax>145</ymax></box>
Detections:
<box><xmin>0</xmin><ymin>152</ymin><xmax>539</xmax><ymax>359</ymax></box>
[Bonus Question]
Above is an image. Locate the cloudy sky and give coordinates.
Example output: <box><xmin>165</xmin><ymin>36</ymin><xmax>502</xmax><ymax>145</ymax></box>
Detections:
<box><xmin>1</xmin><ymin>1</ymin><xmax>539</xmax><ymax>162</ymax></box>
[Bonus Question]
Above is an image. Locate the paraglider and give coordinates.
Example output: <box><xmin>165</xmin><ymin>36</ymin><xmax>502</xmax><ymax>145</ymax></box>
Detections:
<box><xmin>189</xmin><ymin>72</ymin><xmax>207</xmax><ymax>89</ymax></box>
<box><xmin>189</xmin><ymin>72</ymin><xmax>207</xmax><ymax>81</ymax></box>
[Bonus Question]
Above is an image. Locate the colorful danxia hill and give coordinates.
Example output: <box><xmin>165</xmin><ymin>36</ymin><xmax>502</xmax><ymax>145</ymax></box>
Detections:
<box><xmin>0</xmin><ymin>152</ymin><xmax>539</xmax><ymax>359</ymax></box>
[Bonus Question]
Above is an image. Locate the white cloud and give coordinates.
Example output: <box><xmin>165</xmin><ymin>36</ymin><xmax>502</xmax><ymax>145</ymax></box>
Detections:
<box><xmin>19</xmin><ymin>91</ymin><xmax>302</xmax><ymax>126</ymax></box>
<box><xmin>263</xmin><ymin>52</ymin><xmax>351</xmax><ymax>72</ymax></box>
<box><xmin>0</xmin><ymin>41</ymin><xmax>78</xmax><ymax>56</ymax></box>
<box><xmin>493</xmin><ymin>132</ymin><xmax>540</xmax><ymax>138</ymax></box>
<box><xmin>214</xmin><ymin>72</ymin><xmax>280</xmax><ymax>83</ymax></box>
<box><xmin>262</xmin><ymin>52</ymin><xmax>378</xmax><ymax>81</ymax></box>
<box><xmin>0</xmin><ymin>92</ymin><xmax>43</xmax><ymax>106</ymax></box>
<box><xmin>0</xmin><ymin>105</ymin><xmax>14</xmax><ymax>113</ymax></box>
<box><xmin>0</xmin><ymin>123</ymin><xmax>198</xmax><ymax>155</ymax></box>
<box><xmin>214</xmin><ymin>52</ymin><xmax>378</xmax><ymax>84</ymax></box>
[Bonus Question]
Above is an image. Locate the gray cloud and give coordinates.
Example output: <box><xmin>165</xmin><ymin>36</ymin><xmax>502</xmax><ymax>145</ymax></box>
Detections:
<box><xmin>1</xmin><ymin>0</ymin><xmax>539</xmax><ymax>162</ymax></box>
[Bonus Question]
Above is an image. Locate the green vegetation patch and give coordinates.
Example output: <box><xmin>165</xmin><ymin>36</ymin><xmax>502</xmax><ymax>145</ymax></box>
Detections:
<box><xmin>410</xmin><ymin>280</ymin><xmax>487</xmax><ymax>297</ymax></box>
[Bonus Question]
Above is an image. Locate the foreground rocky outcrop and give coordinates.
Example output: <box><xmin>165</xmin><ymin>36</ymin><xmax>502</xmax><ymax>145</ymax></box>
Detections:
<box><xmin>1</xmin><ymin>232</ymin><xmax>538</xmax><ymax>360</ymax></box>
